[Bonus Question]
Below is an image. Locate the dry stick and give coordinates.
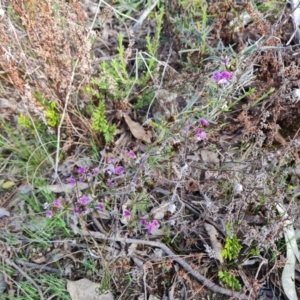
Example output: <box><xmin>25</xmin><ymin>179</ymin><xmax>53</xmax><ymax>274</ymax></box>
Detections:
<box><xmin>15</xmin><ymin>260</ymin><xmax>63</xmax><ymax>275</ymax></box>
<box><xmin>79</xmin><ymin>230</ymin><xmax>248</xmax><ymax>299</ymax></box>
<box><xmin>0</xmin><ymin>254</ymin><xmax>44</xmax><ymax>300</ymax></box>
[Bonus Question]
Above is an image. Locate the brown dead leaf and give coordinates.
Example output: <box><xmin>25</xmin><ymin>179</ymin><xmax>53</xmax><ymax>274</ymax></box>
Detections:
<box><xmin>39</xmin><ymin>182</ymin><xmax>88</xmax><ymax>193</ymax></box>
<box><xmin>200</xmin><ymin>149</ymin><xmax>220</xmax><ymax>166</ymax></box>
<box><xmin>204</xmin><ymin>223</ymin><xmax>224</xmax><ymax>264</ymax></box>
<box><xmin>123</xmin><ymin>113</ymin><xmax>152</xmax><ymax>143</ymax></box>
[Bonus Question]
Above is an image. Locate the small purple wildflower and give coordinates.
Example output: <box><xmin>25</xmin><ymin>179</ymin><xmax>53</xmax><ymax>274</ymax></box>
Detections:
<box><xmin>53</xmin><ymin>199</ymin><xmax>62</xmax><ymax>208</ymax></box>
<box><xmin>123</xmin><ymin>209</ymin><xmax>131</xmax><ymax>217</ymax></box>
<box><xmin>115</xmin><ymin>166</ymin><xmax>124</xmax><ymax>175</ymax></box>
<box><xmin>77</xmin><ymin>166</ymin><xmax>87</xmax><ymax>175</ymax></box>
<box><xmin>140</xmin><ymin>218</ymin><xmax>148</xmax><ymax>225</ymax></box>
<box><xmin>78</xmin><ymin>195</ymin><xmax>91</xmax><ymax>205</ymax></box>
<box><xmin>79</xmin><ymin>177</ymin><xmax>86</xmax><ymax>183</ymax></box>
<box><xmin>221</xmin><ymin>71</ymin><xmax>232</xmax><ymax>81</ymax></box>
<box><xmin>128</xmin><ymin>150</ymin><xmax>136</xmax><ymax>159</ymax></box>
<box><xmin>211</xmin><ymin>71</ymin><xmax>222</xmax><ymax>82</ymax></box>
<box><xmin>133</xmin><ymin>177</ymin><xmax>139</xmax><ymax>185</ymax></box>
<box><xmin>107</xmin><ymin>157</ymin><xmax>115</xmax><ymax>164</ymax></box>
<box><xmin>107</xmin><ymin>180</ymin><xmax>114</xmax><ymax>187</ymax></box>
<box><xmin>147</xmin><ymin>220</ymin><xmax>160</xmax><ymax>233</ymax></box>
<box><xmin>46</xmin><ymin>210</ymin><xmax>53</xmax><ymax>218</ymax></box>
<box><xmin>151</xmin><ymin>220</ymin><xmax>159</xmax><ymax>227</ymax></box>
<box><xmin>92</xmin><ymin>168</ymin><xmax>99</xmax><ymax>175</ymax></box>
<box><xmin>67</xmin><ymin>177</ymin><xmax>76</xmax><ymax>186</ymax></box>
<box><xmin>73</xmin><ymin>206</ymin><xmax>89</xmax><ymax>215</ymax></box>
<box><xmin>97</xmin><ymin>203</ymin><xmax>104</xmax><ymax>210</ymax></box>
<box><xmin>223</xmin><ymin>57</ymin><xmax>230</xmax><ymax>65</ymax></box>
<box><xmin>196</xmin><ymin>128</ymin><xmax>207</xmax><ymax>141</ymax></box>
<box><xmin>107</xmin><ymin>164</ymin><xmax>115</xmax><ymax>175</ymax></box>
<box><xmin>199</xmin><ymin>118</ymin><xmax>209</xmax><ymax>127</ymax></box>
<box><xmin>211</xmin><ymin>71</ymin><xmax>232</xmax><ymax>85</ymax></box>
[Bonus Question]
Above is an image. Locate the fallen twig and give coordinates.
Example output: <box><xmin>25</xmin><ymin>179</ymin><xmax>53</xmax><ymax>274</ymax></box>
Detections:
<box><xmin>78</xmin><ymin>229</ymin><xmax>248</xmax><ymax>299</ymax></box>
<box><xmin>15</xmin><ymin>260</ymin><xmax>63</xmax><ymax>275</ymax></box>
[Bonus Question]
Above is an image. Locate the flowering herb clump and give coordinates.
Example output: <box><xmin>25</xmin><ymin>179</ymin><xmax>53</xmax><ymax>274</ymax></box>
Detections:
<box><xmin>211</xmin><ymin>71</ymin><xmax>232</xmax><ymax>85</ymax></box>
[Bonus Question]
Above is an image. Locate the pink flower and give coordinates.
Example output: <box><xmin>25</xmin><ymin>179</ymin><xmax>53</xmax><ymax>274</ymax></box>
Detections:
<box><xmin>78</xmin><ymin>195</ymin><xmax>91</xmax><ymax>205</ymax></box>
<box><xmin>74</xmin><ymin>206</ymin><xmax>89</xmax><ymax>215</ymax></box>
<box><xmin>107</xmin><ymin>180</ymin><xmax>114</xmax><ymax>187</ymax></box>
<box><xmin>53</xmin><ymin>199</ymin><xmax>62</xmax><ymax>208</ymax></box>
<box><xmin>106</xmin><ymin>164</ymin><xmax>115</xmax><ymax>175</ymax></box>
<box><xmin>128</xmin><ymin>150</ymin><xmax>136</xmax><ymax>159</ymax></box>
<box><xmin>221</xmin><ymin>71</ymin><xmax>232</xmax><ymax>81</ymax></box>
<box><xmin>98</xmin><ymin>203</ymin><xmax>104</xmax><ymax>210</ymax></box>
<box><xmin>196</xmin><ymin>128</ymin><xmax>207</xmax><ymax>140</ymax></box>
<box><xmin>140</xmin><ymin>218</ymin><xmax>148</xmax><ymax>225</ymax></box>
<box><xmin>67</xmin><ymin>177</ymin><xmax>76</xmax><ymax>185</ymax></box>
<box><xmin>123</xmin><ymin>209</ymin><xmax>131</xmax><ymax>217</ymax></box>
<box><xmin>92</xmin><ymin>168</ymin><xmax>99</xmax><ymax>175</ymax></box>
<box><xmin>115</xmin><ymin>166</ymin><xmax>124</xmax><ymax>175</ymax></box>
<box><xmin>77</xmin><ymin>166</ymin><xmax>87</xmax><ymax>174</ymax></box>
<box><xmin>147</xmin><ymin>220</ymin><xmax>160</xmax><ymax>233</ymax></box>
<box><xmin>211</xmin><ymin>71</ymin><xmax>222</xmax><ymax>81</ymax></box>
<box><xmin>199</xmin><ymin>118</ymin><xmax>209</xmax><ymax>127</ymax></box>
<box><xmin>107</xmin><ymin>157</ymin><xmax>115</xmax><ymax>164</ymax></box>
<box><xmin>46</xmin><ymin>210</ymin><xmax>53</xmax><ymax>218</ymax></box>
<box><xmin>223</xmin><ymin>57</ymin><xmax>230</xmax><ymax>65</ymax></box>
<box><xmin>211</xmin><ymin>71</ymin><xmax>232</xmax><ymax>85</ymax></box>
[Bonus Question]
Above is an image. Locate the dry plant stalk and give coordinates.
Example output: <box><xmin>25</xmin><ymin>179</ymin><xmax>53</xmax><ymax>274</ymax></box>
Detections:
<box><xmin>0</xmin><ymin>0</ymin><xmax>93</xmax><ymax>124</ymax></box>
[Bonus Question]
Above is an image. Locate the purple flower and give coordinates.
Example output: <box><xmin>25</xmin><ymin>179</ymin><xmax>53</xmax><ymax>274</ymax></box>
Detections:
<box><xmin>74</xmin><ymin>206</ymin><xmax>89</xmax><ymax>215</ymax></box>
<box><xmin>221</xmin><ymin>71</ymin><xmax>232</xmax><ymax>81</ymax></box>
<box><xmin>140</xmin><ymin>218</ymin><xmax>148</xmax><ymax>225</ymax></box>
<box><xmin>223</xmin><ymin>57</ymin><xmax>230</xmax><ymax>65</ymax></box>
<box><xmin>78</xmin><ymin>195</ymin><xmax>91</xmax><ymax>205</ymax></box>
<box><xmin>106</xmin><ymin>164</ymin><xmax>115</xmax><ymax>175</ymax></box>
<box><xmin>79</xmin><ymin>177</ymin><xmax>86</xmax><ymax>183</ymax></box>
<box><xmin>107</xmin><ymin>180</ymin><xmax>114</xmax><ymax>187</ymax></box>
<box><xmin>151</xmin><ymin>220</ymin><xmax>159</xmax><ymax>227</ymax></box>
<box><xmin>97</xmin><ymin>203</ymin><xmax>104</xmax><ymax>210</ymax></box>
<box><xmin>92</xmin><ymin>168</ymin><xmax>99</xmax><ymax>175</ymax></box>
<box><xmin>115</xmin><ymin>166</ymin><xmax>124</xmax><ymax>175</ymax></box>
<box><xmin>53</xmin><ymin>199</ymin><xmax>62</xmax><ymax>208</ymax></box>
<box><xmin>123</xmin><ymin>209</ymin><xmax>131</xmax><ymax>217</ymax></box>
<box><xmin>147</xmin><ymin>220</ymin><xmax>160</xmax><ymax>233</ymax></box>
<box><xmin>211</xmin><ymin>71</ymin><xmax>232</xmax><ymax>85</ymax></box>
<box><xmin>211</xmin><ymin>71</ymin><xmax>222</xmax><ymax>82</ymax></box>
<box><xmin>107</xmin><ymin>157</ymin><xmax>115</xmax><ymax>164</ymax></box>
<box><xmin>128</xmin><ymin>150</ymin><xmax>136</xmax><ymax>159</ymax></box>
<box><xmin>77</xmin><ymin>166</ymin><xmax>87</xmax><ymax>174</ymax></box>
<box><xmin>67</xmin><ymin>177</ymin><xmax>76</xmax><ymax>186</ymax></box>
<box><xmin>133</xmin><ymin>177</ymin><xmax>139</xmax><ymax>185</ymax></box>
<box><xmin>46</xmin><ymin>210</ymin><xmax>53</xmax><ymax>218</ymax></box>
<box><xmin>199</xmin><ymin>118</ymin><xmax>209</xmax><ymax>127</ymax></box>
<box><xmin>196</xmin><ymin>128</ymin><xmax>207</xmax><ymax>140</ymax></box>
